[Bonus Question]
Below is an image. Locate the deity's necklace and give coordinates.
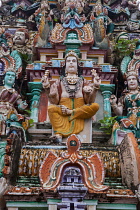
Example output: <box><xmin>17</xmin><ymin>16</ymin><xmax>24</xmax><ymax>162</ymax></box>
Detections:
<box><xmin>66</xmin><ymin>75</ymin><xmax>79</xmax><ymax>85</ymax></box>
<box><xmin>126</xmin><ymin>92</ymin><xmax>140</xmax><ymax>107</ymax></box>
<box><xmin>62</xmin><ymin>76</ymin><xmax>83</xmax><ymax>98</ymax></box>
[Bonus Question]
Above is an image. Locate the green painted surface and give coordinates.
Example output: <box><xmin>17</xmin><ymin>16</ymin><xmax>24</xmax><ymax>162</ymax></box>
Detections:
<box><xmin>7</xmin><ymin>201</ymin><xmax>136</xmax><ymax>210</ymax></box>
<box><xmin>64</xmin><ymin>31</ymin><xmax>81</xmax><ymax>56</ymax></box>
<box><xmin>7</xmin><ymin>199</ymin><xmax>136</xmax><ymax>210</ymax></box>
<box><xmin>0</xmin><ymin>141</ymin><xmax>6</xmax><ymax>177</ymax></box>
<box><xmin>7</xmin><ymin>201</ymin><xmax>48</xmax><ymax>208</ymax></box>
<box><xmin>47</xmin><ymin>198</ymin><xmax>61</xmax><ymax>204</ymax></box>
<box><xmin>100</xmin><ymin>84</ymin><xmax>115</xmax><ymax>118</ymax></box>
<box><xmin>97</xmin><ymin>203</ymin><xmax>136</xmax><ymax>210</ymax></box>
<box><xmin>28</xmin><ymin>82</ymin><xmax>43</xmax><ymax>123</ymax></box>
<box><xmin>84</xmin><ymin>199</ymin><xmax>98</xmax><ymax>205</ymax></box>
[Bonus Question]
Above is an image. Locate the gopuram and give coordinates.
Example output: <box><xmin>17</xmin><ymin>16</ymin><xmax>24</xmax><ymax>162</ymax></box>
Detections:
<box><xmin>0</xmin><ymin>0</ymin><xmax>140</xmax><ymax>210</ymax></box>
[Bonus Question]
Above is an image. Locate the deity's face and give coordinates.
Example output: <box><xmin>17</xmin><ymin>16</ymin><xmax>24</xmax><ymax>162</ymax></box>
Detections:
<box><xmin>4</xmin><ymin>71</ymin><xmax>16</xmax><ymax>87</ymax></box>
<box><xmin>127</xmin><ymin>75</ymin><xmax>138</xmax><ymax>90</ymax></box>
<box><xmin>65</xmin><ymin>56</ymin><xmax>78</xmax><ymax>75</ymax></box>
<box><xmin>13</xmin><ymin>31</ymin><xmax>26</xmax><ymax>45</ymax></box>
<box><xmin>41</xmin><ymin>0</ymin><xmax>49</xmax><ymax>9</ymax></box>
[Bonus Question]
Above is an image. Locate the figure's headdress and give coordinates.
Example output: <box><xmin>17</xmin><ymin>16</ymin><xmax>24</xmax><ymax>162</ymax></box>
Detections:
<box><xmin>15</xmin><ymin>28</ymin><xmax>29</xmax><ymax>40</ymax></box>
<box><xmin>65</xmin><ymin>51</ymin><xmax>79</xmax><ymax>60</ymax></box>
<box><xmin>4</xmin><ymin>64</ymin><xmax>18</xmax><ymax>78</ymax></box>
<box><xmin>5</xmin><ymin>66</ymin><xmax>16</xmax><ymax>73</ymax></box>
<box><xmin>124</xmin><ymin>71</ymin><xmax>139</xmax><ymax>86</ymax></box>
<box><xmin>125</xmin><ymin>58</ymin><xmax>139</xmax><ymax>80</ymax></box>
<box><xmin>0</xmin><ymin>56</ymin><xmax>22</xmax><ymax>79</ymax></box>
<box><xmin>125</xmin><ymin>71</ymin><xmax>138</xmax><ymax>79</ymax></box>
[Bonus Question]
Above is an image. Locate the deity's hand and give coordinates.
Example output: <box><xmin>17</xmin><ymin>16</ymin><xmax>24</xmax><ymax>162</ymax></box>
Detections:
<box><xmin>60</xmin><ymin>105</ymin><xmax>73</xmax><ymax>115</ymax></box>
<box><xmin>18</xmin><ymin>100</ymin><xmax>28</xmax><ymax>110</ymax></box>
<box><xmin>91</xmin><ymin>69</ymin><xmax>101</xmax><ymax>89</ymax></box>
<box><xmin>110</xmin><ymin>95</ymin><xmax>117</xmax><ymax>105</ymax></box>
<box><xmin>83</xmin><ymin>86</ymin><xmax>93</xmax><ymax>94</ymax></box>
<box><xmin>49</xmin><ymin>82</ymin><xmax>58</xmax><ymax>98</ymax></box>
<box><xmin>128</xmin><ymin>0</ymin><xmax>137</xmax><ymax>7</ymax></box>
<box><xmin>32</xmin><ymin>101</ymin><xmax>39</xmax><ymax>108</ymax></box>
<box><xmin>41</xmin><ymin>70</ymin><xmax>50</xmax><ymax>89</ymax></box>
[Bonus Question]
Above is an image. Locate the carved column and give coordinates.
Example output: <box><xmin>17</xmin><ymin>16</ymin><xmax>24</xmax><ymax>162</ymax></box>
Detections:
<box><xmin>28</xmin><ymin>82</ymin><xmax>42</xmax><ymax>123</ymax></box>
<box><xmin>100</xmin><ymin>84</ymin><xmax>115</xmax><ymax>118</ymax></box>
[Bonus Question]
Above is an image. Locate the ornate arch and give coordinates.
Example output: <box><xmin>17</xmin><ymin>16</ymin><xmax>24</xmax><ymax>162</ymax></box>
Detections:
<box><xmin>39</xmin><ymin>134</ymin><xmax>109</xmax><ymax>193</ymax></box>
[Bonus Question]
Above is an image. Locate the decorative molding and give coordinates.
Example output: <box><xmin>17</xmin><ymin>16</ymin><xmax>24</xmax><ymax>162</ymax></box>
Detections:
<box><xmin>39</xmin><ymin>134</ymin><xmax>109</xmax><ymax>193</ymax></box>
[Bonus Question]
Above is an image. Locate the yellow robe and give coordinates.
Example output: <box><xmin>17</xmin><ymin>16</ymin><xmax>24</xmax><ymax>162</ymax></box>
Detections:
<box><xmin>48</xmin><ymin>97</ymin><xmax>99</xmax><ymax>137</ymax></box>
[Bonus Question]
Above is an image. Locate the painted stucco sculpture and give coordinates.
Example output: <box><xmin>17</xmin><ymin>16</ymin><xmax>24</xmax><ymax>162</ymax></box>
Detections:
<box><xmin>34</xmin><ymin>0</ymin><xmax>51</xmax><ymax>47</ymax></box>
<box><xmin>91</xmin><ymin>0</ymin><xmax>114</xmax><ymax>49</ymax></box>
<box><xmin>42</xmin><ymin>51</ymin><xmax>100</xmax><ymax>142</ymax></box>
<box><xmin>110</xmin><ymin>71</ymin><xmax>140</xmax><ymax>145</ymax></box>
<box><xmin>0</xmin><ymin>67</ymin><xmax>28</xmax><ymax>136</ymax></box>
<box><xmin>0</xmin><ymin>177</ymin><xmax>8</xmax><ymax>210</ymax></box>
<box><xmin>62</xmin><ymin>5</ymin><xmax>84</xmax><ymax>29</ymax></box>
<box><xmin>57</xmin><ymin>165</ymin><xmax>87</xmax><ymax>210</ymax></box>
<box><xmin>50</xmin><ymin>0</ymin><xmax>93</xmax><ymax>45</ymax></box>
<box><xmin>118</xmin><ymin>132</ymin><xmax>140</xmax><ymax>189</ymax></box>
<box><xmin>122</xmin><ymin>0</ymin><xmax>140</xmax><ymax>31</ymax></box>
<box><xmin>0</xmin><ymin>0</ymin><xmax>139</xmax><ymax>209</ymax></box>
<box><xmin>39</xmin><ymin>134</ymin><xmax>109</xmax><ymax>193</ymax></box>
<box><xmin>12</xmin><ymin>28</ymin><xmax>32</xmax><ymax>55</ymax></box>
<box><xmin>0</xmin><ymin>0</ymin><xmax>40</xmax><ymax>27</ymax></box>
<box><xmin>13</xmin><ymin>28</ymin><xmax>29</xmax><ymax>46</ymax></box>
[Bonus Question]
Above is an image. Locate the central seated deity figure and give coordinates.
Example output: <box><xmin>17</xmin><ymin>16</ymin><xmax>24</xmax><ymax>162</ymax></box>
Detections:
<box><xmin>42</xmin><ymin>51</ymin><xmax>100</xmax><ymax>142</ymax></box>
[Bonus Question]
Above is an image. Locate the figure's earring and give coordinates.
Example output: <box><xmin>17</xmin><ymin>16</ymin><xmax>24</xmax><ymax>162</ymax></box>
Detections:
<box><xmin>60</xmin><ymin>61</ymin><xmax>65</xmax><ymax>67</ymax></box>
<box><xmin>124</xmin><ymin>81</ymin><xmax>129</xmax><ymax>92</ymax></box>
<box><xmin>124</xmin><ymin>81</ymin><xmax>127</xmax><ymax>86</ymax></box>
<box><xmin>13</xmin><ymin>83</ymin><xmax>15</xmax><ymax>87</ymax></box>
<box><xmin>78</xmin><ymin>61</ymin><xmax>84</xmax><ymax>67</ymax></box>
<box><xmin>2</xmin><ymin>80</ymin><xmax>4</xmax><ymax>85</ymax></box>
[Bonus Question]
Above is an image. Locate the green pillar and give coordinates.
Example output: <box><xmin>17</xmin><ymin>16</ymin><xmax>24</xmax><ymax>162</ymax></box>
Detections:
<box><xmin>28</xmin><ymin>82</ymin><xmax>42</xmax><ymax>123</ymax></box>
<box><xmin>100</xmin><ymin>84</ymin><xmax>115</xmax><ymax>118</ymax></box>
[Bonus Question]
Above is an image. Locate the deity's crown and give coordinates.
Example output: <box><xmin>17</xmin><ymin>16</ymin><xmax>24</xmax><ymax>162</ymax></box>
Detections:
<box><xmin>125</xmin><ymin>70</ymin><xmax>138</xmax><ymax>79</ymax></box>
<box><xmin>5</xmin><ymin>65</ymin><xmax>16</xmax><ymax>74</ymax></box>
<box><xmin>65</xmin><ymin>51</ymin><xmax>79</xmax><ymax>60</ymax></box>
